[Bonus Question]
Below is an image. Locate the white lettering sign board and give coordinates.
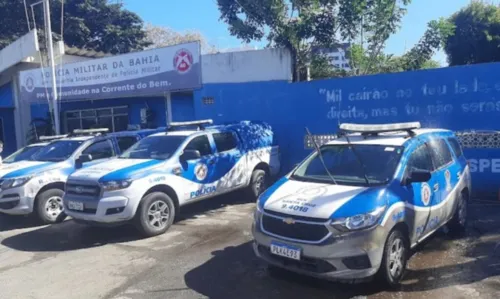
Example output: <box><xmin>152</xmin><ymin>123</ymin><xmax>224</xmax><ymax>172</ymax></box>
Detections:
<box><xmin>19</xmin><ymin>41</ymin><xmax>201</xmax><ymax>102</ymax></box>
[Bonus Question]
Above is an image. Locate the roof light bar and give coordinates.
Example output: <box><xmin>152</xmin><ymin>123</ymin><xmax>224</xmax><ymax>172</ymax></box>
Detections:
<box><xmin>71</xmin><ymin>128</ymin><xmax>110</xmax><ymax>136</ymax></box>
<box><xmin>39</xmin><ymin>134</ymin><xmax>68</xmax><ymax>141</ymax></box>
<box><xmin>339</xmin><ymin>122</ymin><xmax>421</xmax><ymax>134</ymax></box>
<box><xmin>167</xmin><ymin>119</ymin><xmax>213</xmax><ymax>131</ymax></box>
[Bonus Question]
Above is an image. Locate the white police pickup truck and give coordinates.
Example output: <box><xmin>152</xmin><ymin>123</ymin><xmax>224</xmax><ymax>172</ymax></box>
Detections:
<box><xmin>0</xmin><ymin>128</ymin><xmax>164</xmax><ymax>223</ymax></box>
<box><xmin>64</xmin><ymin>120</ymin><xmax>281</xmax><ymax>237</ymax></box>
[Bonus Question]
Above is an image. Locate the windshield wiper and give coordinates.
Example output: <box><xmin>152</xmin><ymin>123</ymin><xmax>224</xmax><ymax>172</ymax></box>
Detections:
<box><xmin>305</xmin><ymin>127</ymin><xmax>337</xmax><ymax>185</ymax></box>
<box><xmin>339</xmin><ymin>132</ymin><xmax>371</xmax><ymax>186</ymax></box>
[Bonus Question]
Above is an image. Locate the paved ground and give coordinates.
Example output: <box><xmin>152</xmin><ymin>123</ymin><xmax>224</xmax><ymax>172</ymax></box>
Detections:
<box><xmin>0</xmin><ymin>194</ymin><xmax>499</xmax><ymax>299</ymax></box>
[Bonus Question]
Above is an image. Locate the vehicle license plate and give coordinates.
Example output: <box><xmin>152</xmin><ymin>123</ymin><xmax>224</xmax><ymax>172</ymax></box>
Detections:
<box><xmin>68</xmin><ymin>201</ymin><xmax>84</xmax><ymax>211</ymax></box>
<box><xmin>270</xmin><ymin>242</ymin><xmax>301</xmax><ymax>260</ymax></box>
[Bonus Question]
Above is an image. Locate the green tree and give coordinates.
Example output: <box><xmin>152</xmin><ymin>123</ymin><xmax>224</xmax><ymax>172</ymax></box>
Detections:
<box><xmin>443</xmin><ymin>1</ymin><xmax>500</xmax><ymax>66</ymax></box>
<box><xmin>216</xmin><ymin>0</ymin><xmax>412</xmax><ymax>81</ymax></box>
<box><xmin>0</xmin><ymin>0</ymin><xmax>150</xmax><ymax>54</ymax></box>
<box><xmin>144</xmin><ymin>24</ymin><xmax>218</xmax><ymax>54</ymax></box>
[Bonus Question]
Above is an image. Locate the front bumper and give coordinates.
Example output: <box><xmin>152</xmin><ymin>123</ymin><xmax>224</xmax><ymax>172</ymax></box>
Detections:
<box><xmin>252</xmin><ymin>215</ymin><xmax>386</xmax><ymax>281</ymax></box>
<box><xmin>64</xmin><ymin>193</ymin><xmax>135</xmax><ymax>223</ymax></box>
<box><xmin>0</xmin><ymin>184</ymin><xmax>36</xmax><ymax>215</ymax></box>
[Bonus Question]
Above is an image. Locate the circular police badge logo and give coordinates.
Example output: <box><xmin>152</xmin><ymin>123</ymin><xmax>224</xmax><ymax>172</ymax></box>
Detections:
<box><xmin>194</xmin><ymin>163</ymin><xmax>208</xmax><ymax>181</ymax></box>
<box><xmin>445</xmin><ymin>169</ymin><xmax>451</xmax><ymax>191</ymax></box>
<box><xmin>421</xmin><ymin>183</ymin><xmax>432</xmax><ymax>206</ymax></box>
<box><xmin>173</xmin><ymin>48</ymin><xmax>193</xmax><ymax>74</ymax></box>
<box><xmin>24</xmin><ymin>75</ymin><xmax>35</xmax><ymax>92</ymax></box>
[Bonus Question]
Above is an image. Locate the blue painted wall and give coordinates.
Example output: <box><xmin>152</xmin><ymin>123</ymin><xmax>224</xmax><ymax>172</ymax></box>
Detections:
<box><xmin>0</xmin><ymin>83</ymin><xmax>17</xmax><ymax>156</ymax></box>
<box><xmin>194</xmin><ymin>63</ymin><xmax>500</xmax><ymax>199</ymax></box>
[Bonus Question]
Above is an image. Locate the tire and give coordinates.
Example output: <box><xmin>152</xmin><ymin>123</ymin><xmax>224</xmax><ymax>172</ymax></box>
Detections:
<box><xmin>246</xmin><ymin>169</ymin><xmax>268</xmax><ymax>199</ymax></box>
<box><xmin>35</xmin><ymin>189</ymin><xmax>67</xmax><ymax>224</ymax></box>
<box><xmin>377</xmin><ymin>229</ymin><xmax>409</xmax><ymax>287</ymax></box>
<box><xmin>134</xmin><ymin>192</ymin><xmax>175</xmax><ymax>237</ymax></box>
<box><xmin>448</xmin><ymin>190</ymin><xmax>468</xmax><ymax>236</ymax></box>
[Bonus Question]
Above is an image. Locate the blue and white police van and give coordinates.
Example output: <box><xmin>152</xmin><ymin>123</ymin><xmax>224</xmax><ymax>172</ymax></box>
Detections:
<box><xmin>64</xmin><ymin>119</ymin><xmax>281</xmax><ymax>237</ymax></box>
<box><xmin>252</xmin><ymin>122</ymin><xmax>471</xmax><ymax>286</ymax></box>
<box><xmin>0</xmin><ymin>127</ymin><xmax>164</xmax><ymax>224</ymax></box>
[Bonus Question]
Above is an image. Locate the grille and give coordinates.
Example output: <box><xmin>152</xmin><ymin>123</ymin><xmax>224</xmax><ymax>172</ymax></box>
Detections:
<box><xmin>261</xmin><ymin>214</ymin><xmax>330</xmax><ymax>243</ymax></box>
<box><xmin>65</xmin><ymin>183</ymin><xmax>100</xmax><ymax>197</ymax></box>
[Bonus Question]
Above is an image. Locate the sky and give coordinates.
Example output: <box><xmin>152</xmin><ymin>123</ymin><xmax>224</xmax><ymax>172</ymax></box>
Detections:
<box><xmin>124</xmin><ymin>0</ymin><xmax>485</xmax><ymax>66</ymax></box>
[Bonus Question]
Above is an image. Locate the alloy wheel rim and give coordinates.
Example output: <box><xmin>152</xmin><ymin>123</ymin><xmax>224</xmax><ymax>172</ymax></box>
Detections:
<box><xmin>389</xmin><ymin>237</ymin><xmax>405</xmax><ymax>278</ymax></box>
<box><xmin>147</xmin><ymin>200</ymin><xmax>169</xmax><ymax>229</ymax></box>
<box><xmin>45</xmin><ymin>196</ymin><xmax>63</xmax><ymax>220</ymax></box>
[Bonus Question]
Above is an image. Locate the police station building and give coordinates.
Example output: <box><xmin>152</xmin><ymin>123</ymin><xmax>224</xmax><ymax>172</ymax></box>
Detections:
<box><xmin>0</xmin><ymin>29</ymin><xmax>291</xmax><ymax>156</ymax></box>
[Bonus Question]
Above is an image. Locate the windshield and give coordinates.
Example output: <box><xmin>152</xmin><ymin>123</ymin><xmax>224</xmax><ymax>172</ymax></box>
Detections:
<box><xmin>291</xmin><ymin>144</ymin><xmax>404</xmax><ymax>186</ymax></box>
<box><xmin>32</xmin><ymin>140</ymin><xmax>84</xmax><ymax>162</ymax></box>
<box><xmin>119</xmin><ymin>135</ymin><xmax>187</xmax><ymax>160</ymax></box>
<box><xmin>3</xmin><ymin>145</ymin><xmax>44</xmax><ymax>163</ymax></box>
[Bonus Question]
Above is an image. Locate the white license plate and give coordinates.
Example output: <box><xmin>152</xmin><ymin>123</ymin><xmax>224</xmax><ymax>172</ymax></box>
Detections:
<box><xmin>270</xmin><ymin>242</ymin><xmax>301</xmax><ymax>260</ymax></box>
<box><xmin>68</xmin><ymin>201</ymin><xmax>84</xmax><ymax>211</ymax></box>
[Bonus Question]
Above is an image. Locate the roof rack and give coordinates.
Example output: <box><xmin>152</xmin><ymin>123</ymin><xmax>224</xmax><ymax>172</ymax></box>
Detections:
<box><xmin>339</xmin><ymin>122</ymin><xmax>421</xmax><ymax>137</ymax></box>
<box><xmin>38</xmin><ymin>134</ymin><xmax>69</xmax><ymax>142</ymax></box>
<box><xmin>166</xmin><ymin>119</ymin><xmax>213</xmax><ymax>132</ymax></box>
<box><xmin>70</xmin><ymin>128</ymin><xmax>109</xmax><ymax>137</ymax></box>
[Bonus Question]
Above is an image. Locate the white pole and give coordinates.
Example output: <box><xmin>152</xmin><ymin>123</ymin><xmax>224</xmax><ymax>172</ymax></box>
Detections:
<box><xmin>43</xmin><ymin>0</ymin><xmax>60</xmax><ymax>135</ymax></box>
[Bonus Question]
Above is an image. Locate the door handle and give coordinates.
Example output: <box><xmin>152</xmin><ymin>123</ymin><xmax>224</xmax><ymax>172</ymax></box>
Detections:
<box><xmin>457</xmin><ymin>172</ymin><xmax>461</xmax><ymax>179</ymax></box>
<box><xmin>433</xmin><ymin>183</ymin><xmax>439</xmax><ymax>192</ymax></box>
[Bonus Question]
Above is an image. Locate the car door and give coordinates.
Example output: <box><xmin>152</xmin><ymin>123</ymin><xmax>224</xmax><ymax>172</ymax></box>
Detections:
<box><xmin>180</xmin><ymin>134</ymin><xmax>217</xmax><ymax>201</ymax></box>
<box><xmin>211</xmin><ymin>130</ymin><xmax>247</xmax><ymax>192</ymax></box>
<box><xmin>442</xmin><ymin>137</ymin><xmax>466</xmax><ymax>221</ymax></box>
<box><xmin>403</xmin><ymin>143</ymin><xmax>438</xmax><ymax>243</ymax></box>
<box><xmin>427</xmin><ymin>138</ymin><xmax>455</xmax><ymax>231</ymax></box>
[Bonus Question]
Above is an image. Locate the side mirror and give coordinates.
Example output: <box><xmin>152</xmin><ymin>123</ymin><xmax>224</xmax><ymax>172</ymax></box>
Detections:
<box><xmin>406</xmin><ymin>170</ymin><xmax>431</xmax><ymax>184</ymax></box>
<box><xmin>180</xmin><ymin>149</ymin><xmax>201</xmax><ymax>161</ymax></box>
<box><xmin>75</xmin><ymin>154</ymin><xmax>92</xmax><ymax>169</ymax></box>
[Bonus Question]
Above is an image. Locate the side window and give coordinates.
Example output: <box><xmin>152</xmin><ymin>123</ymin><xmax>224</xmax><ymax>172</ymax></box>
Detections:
<box><xmin>185</xmin><ymin>135</ymin><xmax>212</xmax><ymax>156</ymax></box>
<box><xmin>407</xmin><ymin>144</ymin><xmax>434</xmax><ymax>173</ymax></box>
<box><xmin>116</xmin><ymin>136</ymin><xmax>138</xmax><ymax>153</ymax></box>
<box><xmin>82</xmin><ymin>140</ymin><xmax>115</xmax><ymax>160</ymax></box>
<box><xmin>447</xmin><ymin>137</ymin><xmax>463</xmax><ymax>157</ymax></box>
<box><xmin>428</xmin><ymin>139</ymin><xmax>453</xmax><ymax>169</ymax></box>
<box><xmin>213</xmin><ymin>132</ymin><xmax>238</xmax><ymax>152</ymax></box>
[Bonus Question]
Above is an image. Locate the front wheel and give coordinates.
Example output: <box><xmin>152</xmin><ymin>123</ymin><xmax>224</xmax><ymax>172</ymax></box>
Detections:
<box><xmin>134</xmin><ymin>192</ymin><xmax>175</xmax><ymax>237</ymax></box>
<box><xmin>377</xmin><ymin>229</ymin><xmax>409</xmax><ymax>287</ymax></box>
<box><xmin>246</xmin><ymin>169</ymin><xmax>268</xmax><ymax>199</ymax></box>
<box><xmin>35</xmin><ymin>189</ymin><xmax>67</xmax><ymax>224</ymax></box>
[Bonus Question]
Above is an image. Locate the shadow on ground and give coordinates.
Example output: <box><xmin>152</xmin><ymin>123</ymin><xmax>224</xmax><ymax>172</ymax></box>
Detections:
<box><xmin>184</xmin><ymin>205</ymin><xmax>500</xmax><ymax>299</ymax></box>
<box><xmin>0</xmin><ymin>190</ymin><xmax>255</xmax><ymax>252</ymax></box>
<box><xmin>0</xmin><ymin>214</ymin><xmax>46</xmax><ymax>232</ymax></box>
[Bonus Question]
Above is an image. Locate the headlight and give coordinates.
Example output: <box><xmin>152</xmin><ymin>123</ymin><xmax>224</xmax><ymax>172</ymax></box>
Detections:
<box><xmin>101</xmin><ymin>180</ymin><xmax>132</xmax><ymax>192</ymax></box>
<box><xmin>1</xmin><ymin>176</ymin><xmax>33</xmax><ymax>189</ymax></box>
<box><xmin>332</xmin><ymin>206</ymin><xmax>386</xmax><ymax>232</ymax></box>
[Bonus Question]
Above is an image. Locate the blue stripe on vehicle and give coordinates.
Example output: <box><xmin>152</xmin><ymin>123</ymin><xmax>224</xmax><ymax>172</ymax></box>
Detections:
<box><xmin>257</xmin><ymin>176</ymin><xmax>289</xmax><ymax>209</ymax></box>
<box><xmin>1</xmin><ymin>162</ymin><xmax>55</xmax><ymax>179</ymax></box>
<box><xmin>99</xmin><ymin>159</ymin><xmax>164</xmax><ymax>182</ymax></box>
<box><xmin>330</xmin><ymin>186</ymin><xmax>388</xmax><ymax>219</ymax></box>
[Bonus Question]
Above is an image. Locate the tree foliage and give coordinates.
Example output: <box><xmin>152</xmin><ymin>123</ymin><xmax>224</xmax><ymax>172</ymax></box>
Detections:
<box><xmin>216</xmin><ymin>0</ymin><xmax>412</xmax><ymax>81</ymax></box>
<box><xmin>444</xmin><ymin>1</ymin><xmax>500</xmax><ymax>66</ymax></box>
<box><xmin>144</xmin><ymin>24</ymin><xmax>219</xmax><ymax>54</ymax></box>
<box><xmin>0</xmin><ymin>0</ymin><xmax>150</xmax><ymax>54</ymax></box>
